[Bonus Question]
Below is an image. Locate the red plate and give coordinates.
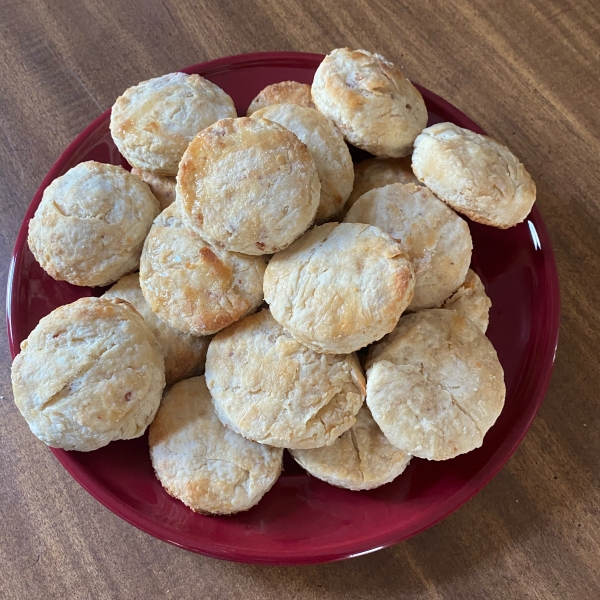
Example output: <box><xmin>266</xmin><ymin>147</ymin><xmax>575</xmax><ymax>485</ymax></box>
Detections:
<box><xmin>6</xmin><ymin>52</ymin><xmax>560</xmax><ymax>565</ymax></box>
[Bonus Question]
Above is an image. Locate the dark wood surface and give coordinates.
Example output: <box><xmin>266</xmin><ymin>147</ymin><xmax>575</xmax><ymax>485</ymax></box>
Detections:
<box><xmin>1</xmin><ymin>0</ymin><xmax>599</xmax><ymax>598</ymax></box>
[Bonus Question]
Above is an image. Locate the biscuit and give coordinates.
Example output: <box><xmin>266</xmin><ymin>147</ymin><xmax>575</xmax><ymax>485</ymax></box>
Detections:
<box><xmin>103</xmin><ymin>273</ymin><xmax>210</xmax><ymax>385</ymax></box>
<box><xmin>28</xmin><ymin>161</ymin><xmax>160</xmax><ymax>287</ymax></box>
<box><xmin>246</xmin><ymin>81</ymin><xmax>315</xmax><ymax>116</ymax></box>
<box><xmin>345</xmin><ymin>156</ymin><xmax>419</xmax><ymax>214</ymax></box>
<box><xmin>290</xmin><ymin>405</ymin><xmax>411</xmax><ymax>490</ymax></box>
<box><xmin>440</xmin><ymin>269</ymin><xmax>491</xmax><ymax>333</ymax></box>
<box><xmin>264</xmin><ymin>222</ymin><xmax>415</xmax><ymax>354</ymax></box>
<box><xmin>344</xmin><ymin>183</ymin><xmax>472</xmax><ymax>310</ymax></box>
<box><xmin>412</xmin><ymin>122</ymin><xmax>536</xmax><ymax>228</ymax></box>
<box><xmin>366</xmin><ymin>309</ymin><xmax>505</xmax><ymax>460</ymax></box>
<box><xmin>110</xmin><ymin>72</ymin><xmax>236</xmax><ymax>176</ymax></box>
<box><xmin>11</xmin><ymin>297</ymin><xmax>165</xmax><ymax>452</ymax></box>
<box><xmin>177</xmin><ymin>117</ymin><xmax>320</xmax><ymax>255</ymax></box>
<box><xmin>312</xmin><ymin>48</ymin><xmax>428</xmax><ymax>157</ymax></box>
<box><xmin>205</xmin><ymin>310</ymin><xmax>365</xmax><ymax>449</ymax></box>
<box><xmin>131</xmin><ymin>168</ymin><xmax>176</xmax><ymax>210</ymax></box>
<box><xmin>149</xmin><ymin>376</ymin><xmax>283</xmax><ymax>515</ymax></box>
<box><xmin>251</xmin><ymin>104</ymin><xmax>354</xmax><ymax>222</ymax></box>
<box><xmin>139</xmin><ymin>203</ymin><xmax>266</xmax><ymax>337</ymax></box>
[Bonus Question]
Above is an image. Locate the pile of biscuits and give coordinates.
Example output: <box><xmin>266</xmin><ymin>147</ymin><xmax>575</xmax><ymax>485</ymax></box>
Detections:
<box><xmin>12</xmin><ymin>48</ymin><xmax>535</xmax><ymax>515</ymax></box>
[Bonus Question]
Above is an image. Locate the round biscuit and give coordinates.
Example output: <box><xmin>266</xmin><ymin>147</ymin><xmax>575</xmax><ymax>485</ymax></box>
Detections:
<box><xmin>11</xmin><ymin>297</ymin><xmax>165</xmax><ymax>452</ymax></box>
<box><xmin>110</xmin><ymin>72</ymin><xmax>236</xmax><ymax>175</ymax></box>
<box><xmin>177</xmin><ymin>117</ymin><xmax>321</xmax><ymax>255</ymax></box>
<box><xmin>264</xmin><ymin>222</ymin><xmax>415</xmax><ymax>354</ymax></box>
<box><xmin>411</xmin><ymin>122</ymin><xmax>536</xmax><ymax>228</ymax></box>
<box><xmin>246</xmin><ymin>81</ymin><xmax>315</xmax><ymax>116</ymax></box>
<box><xmin>131</xmin><ymin>168</ymin><xmax>176</xmax><ymax>211</ymax></box>
<box><xmin>205</xmin><ymin>309</ymin><xmax>366</xmax><ymax>449</ymax></box>
<box><xmin>312</xmin><ymin>48</ymin><xmax>428</xmax><ymax>157</ymax></box>
<box><xmin>441</xmin><ymin>269</ymin><xmax>492</xmax><ymax>333</ymax></box>
<box><xmin>139</xmin><ymin>203</ymin><xmax>266</xmax><ymax>337</ymax></box>
<box><xmin>27</xmin><ymin>161</ymin><xmax>160</xmax><ymax>287</ymax></box>
<box><xmin>365</xmin><ymin>309</ymin><xmax>505</xmax><ymax>461</ymax></box>
<box><xmin>149</xmin><ymin>376</ymin><xmax>283</xmax><ymax>515</ymax></box>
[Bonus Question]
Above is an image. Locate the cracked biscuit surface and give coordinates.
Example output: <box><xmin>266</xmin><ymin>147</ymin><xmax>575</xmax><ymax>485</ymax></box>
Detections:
<box><xmin>139</xmin><ymin>203</ymin><xmax>265</xmax><ymax>337</ymax></box>
<box><xmin>246</xmin><ymin>81</ymin><xmax>315</xmax><ymax>116</ymax></box>
<box><xmin>312</xmin><ymin>48</ymin><xmax>428</xmax><ymax>157</ymax></box>
<box><xmin>441</xmin><ymin>269</ymin><xmax>491</xmax><ymax>333</ymax></box>
<box><xmin>205</xmin><ymin>310</ymin><xmax>366</xmax><ymax>449</ymax></box>
<box><xmin>177</xmin><ymin>117</ymin><xmax>320</xmax><ymax>255</ymax></box>
<box><xmin>28</xmin><ymin>161</ymin><xmax>160</xmax><ymax>287</ymax></box>
<box><xmin>11</xmin><ymin>297</ymin><xmax>165</xmax><ymax>451</ymax></box>
<box><xmin>291</xmin><ymin>405</ymin><xmax>411</xmax><ymax>490</ymax></box>
<box><xmin>149</xmin><ymin>375</ymin><xmax>283</xmax><ymax>515</ymax></box>
<box><xmin>412</xmin><ymin>122</ymin><xmax>536</xmax><ymax>228</ymax></box>
<box><xmin>264</xmin><ymin>222</ymin><xmax>415</xmax><ymax>354</ymax></box>
<box><xmin>366</xmin><ymin>309</ymin><xmax>505</xmax><ymax>460</ymax></box>
<box><xmin>110</xmin><ymin>72</ymin><xmax>236</xmax><ymax>175</ymax></box>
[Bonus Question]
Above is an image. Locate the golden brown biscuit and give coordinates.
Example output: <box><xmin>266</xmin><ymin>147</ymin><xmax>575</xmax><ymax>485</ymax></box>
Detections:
<box><xmin>177</xmin><ymin>117</ymin><xmax>321</xmax><ymax>255</ymax></box>
<box><xmin>139</xmin><ymin>204</ymin><xmax>265</xmax><ymax>337</ymax></box>
<box><xmin>149</xmin><ymin>376</ymin><xmax>283</xmax><ymax>515</ymax></box>
<box><xmin>412</xmin><ymin>122</ymin><xmax>536</xmax><ymax>228</ymax></box>
<box><xmin>246</xmin><ymin>81</ymin><xmax>315</xmax><ymax>116</ymax></box>
<box><xmin>264</xmin><ymin>222</ymin><xmax>415</xmax><ymax>354</ymax></box>
<box><xmin>344</xmin><ymin>183</ymin><xmax>472</xmax><ymax>310</ymax></box>
<box><xmin>290</xmin><ymin>405</ymin><xmax>411</xmax><ymax>490</ymax></box>
<box><xmin>440</xmin><ymin>269</ymin><xmax>491</xmax><ymax>333</ymax></box>
<box><xmin>110</xmin><ymin>72</ymin><xmax>236</xmax><ymax>175</ymax></box>
<box><xmin>11</xmin><ymin>297</ymin><xmax>165</xmax><ymax>451</ymax></box>
<box><xmin>28</xmin><ymin>161</ymin><xmax>160</xmax><ymax>287</ymax></box>
<box><xmin>103</xmin><ymin>273</ymin><xmax>210</xmax><ymax>385</ymax></box>
<box><xmin>205</xmin><ymin>310</ymin><xmax>365</xmax><ymax>449</ymax></box>
<box><xmin>251</xmin><ymin>104</ymin><xmax>354</xmax><ymax>222</ymax></box>
<box><xmin>366</xmin><ymin>309</ymin><xmax>505</xmax><ymax>460</ymax></box>
<box><xmin>131</xmin><ymin>168</ymin><xmax>176</xmax><ymax>210</ymax></box>
<box><xmin>312</xmin><ymin>48</ymin><xmax>428</xmax><ymax>157</ymax></box>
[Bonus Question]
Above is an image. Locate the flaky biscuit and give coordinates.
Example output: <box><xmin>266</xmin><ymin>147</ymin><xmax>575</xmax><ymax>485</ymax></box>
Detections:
<box><xmin>149</xmin><ymin>376</ymin><xmax>283</xmax><ymax>515</ymax></box>
<box><xmin>312</xmin><ymin>48</ymin><xmax>428</xmax><ymax>157</ymax></box>
<box><xmin>264</xmin><ymin>223</ymin><xmax>415</xmax><ymax>354</ymax></box>
<box><xmin>177</xmin><ymin>117</ymin><xmax>320</xmax><ymax>255</ymax></box>
<box><xmin>205</xmin><ymin>310</ymin><xmax>365</xmax><ymax>449</ymax></box>
<box><xmin>28</xmin><ymin>161</ymin><xmax>160</xmax><ymax>287</ymax></box>
<box><xmin>290</xmin><ymin>405</ymin><xmax>411</xmax><ymax>490</ymax></box>
<box><xmin>139</xmin><ymin>203</ymin><xmax>265</xmax><ymax>337</ymax></box>
<box><xmin>251</xmin><ymin>104</ymin><xmax>354</xmax><ymax>222</ymax></box>
<box><xmin>110</xmin><ymin>72</ymin><xmax>236</xmax><ymax>175</ymax></box>
<box><xmin>103</xmin><ymin>273</ymin><xmax>209</xmax><ymax>385</ymax></box>
<box><xmin>344</xmin><ymin>183</ymin><xmax>472</xmax><ymax>310</ymax></box>
<box><xmin>131</xmin><ymin>168</ymin><xmax>176</xmax><ymax>210</ymax></box>
<box><xmin>412</xmin><ymin>122</ymin><xmax>536</xmax><ymax>228</ymax></box>
<box><xmin>11</xmin><ymin>297</ymin><xmax>165</xmax><ymax>452</ymax></box>
<box><xmin>441</xmin><ymin>269</ymin><xmax>491</xmax><ymax>333</ymax></box>
<box><xmin>246</xmin><ymin>81</ymin><xmax>315</xmax><ymax>116</ymax></box>
<box><xmin>345</xmin><ymin>157</ymin><xmax>419</xmax><ymax>214</ymax></box>
<box><xmin>366</xmin><ymin>309</ymin><xmax>505</xmax><ymax>460</ymax></box>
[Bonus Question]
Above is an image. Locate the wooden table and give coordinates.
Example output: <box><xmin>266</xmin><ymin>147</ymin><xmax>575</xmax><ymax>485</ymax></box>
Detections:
<box><xmin>1</xmin><ymin>0</ymin><xmax>598</xmax><ymax>597</ymax></box>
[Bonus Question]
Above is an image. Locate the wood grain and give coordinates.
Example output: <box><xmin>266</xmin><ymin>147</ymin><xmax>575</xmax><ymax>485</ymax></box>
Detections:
<box><xmin>1</xmin><ymin>0</ymin><xmax>599</xmax><ymax>598</ymax></box>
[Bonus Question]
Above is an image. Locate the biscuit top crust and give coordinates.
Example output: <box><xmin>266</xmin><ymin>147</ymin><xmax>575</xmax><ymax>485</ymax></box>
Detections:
<box><xmin>412</xmin><ymin>122</ymin><xmax>536</xmax><ymax>228</ymax></box>
<box><xmin>139</xmin><ymin>203</ymin><xmax>266</xmax><ymax>337</ymax></box>
<box><xmin>311</xmin><ymin>48</ymin><xmax>428</xmax><ymax>157</ymax></box>
<box><xmin>177</xmin><ymin>117</ymin><xmax>321</xmax><ymax>255</ymax></box>
<box><xmin>366</xmin><ymin>309</ymin><xmax>505</xmax><ymax>460</ymax></box>
<box><xmin>441</xmin><ymin>268</ymin><xmax>492</xmax><ymax>333</ymax></box>
<box><xmin>27</xmin><ymin>161</ymin><xmax>160</xmax><ymax>287</ymax></box>
<box><xmin>251</xmin><ymin>104</ymin><xmax>354</xmax><ymax>222</ymax></box>
<box><xmin>345</xmin><ymin>156</ymin><xmax>419</xmax><ymax>214</ymax></box>
<box><xmin>344</xmin><ymin>182</ymin><xmax>472</xmax><ymax>310</ymax></box>
<box><xmin>130</xmin><ymin>168</ymin><xmax>176</xmax><ymax>211</ymax></box>
<box><xmin>264</xmin><ymin>222</ymin><xmax>415</xmax><ymax>354</ymax></box>
<box><xmin>110</xmin><ymin>72</ymin><xmax>236</xmax><ymax>175</ymax></box>
<box><xmin>11</xmin><ymin>297</ymin><xmax>165</xmax><ymax>451</ymax></box>
<box><xmin>205</xmin><ymin>309</ymin><xmax>366</xmax><ymax>449</ymax></box>
<box><xmin>149</xmin><ymin>376</ymin><xmax>283</xmax><ymax>515</ymax></box>
<box><xmin>246</xmin><ymin>81</ymin><xmax>315</xmax><ymax>116</ymax></box>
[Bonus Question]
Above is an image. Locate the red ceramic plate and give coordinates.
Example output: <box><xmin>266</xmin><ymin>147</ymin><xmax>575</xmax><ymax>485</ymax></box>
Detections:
<box><xmin>6</xmin><ymin>52</ymin><xmax>560</xmax><ymax>565</ymax></box>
